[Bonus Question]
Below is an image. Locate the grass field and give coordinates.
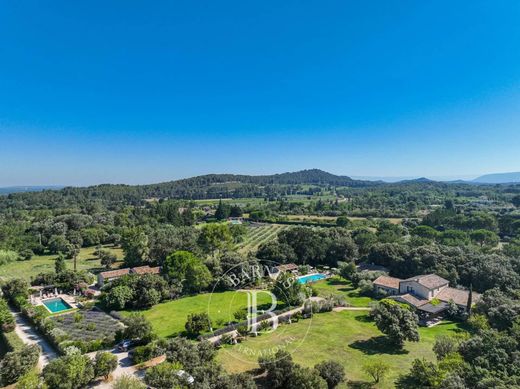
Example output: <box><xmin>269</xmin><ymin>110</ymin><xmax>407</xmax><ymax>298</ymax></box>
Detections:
<box><xmin>123</xmin><ymin>290</ymin><xmax>276</xmax><ymax>338</ymax></box>
<box><xmin>0</xmin><ymin>245</ymin><xmax>124</xmax><ymax>281</ymax></box>
<box><xmin>236</xmin><ymin>224</ymin><xmax>291</xmax><ymax>254</ymax></box>
<box><xmin>311</xmin><ymin>277</ymin><xmax>376</xmax><ymax>307</ymax></box>
<box><xmin>217</xmin><ymin>310</ymin><xmax>467</xmax><ymax>388</ymax></box>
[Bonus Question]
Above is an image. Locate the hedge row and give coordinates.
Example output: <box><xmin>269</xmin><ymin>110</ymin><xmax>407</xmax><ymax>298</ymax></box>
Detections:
<box><xmin>198</xmin><ymin>305</ymin><xmax>297</xmax><ymax>340</ymax></box>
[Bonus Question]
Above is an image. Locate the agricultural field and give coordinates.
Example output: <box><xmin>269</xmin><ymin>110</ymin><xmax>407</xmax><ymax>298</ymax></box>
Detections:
<box><xmin>235</xmin><ymin>224</ymin><xmax>291</xmax><ymax>253</ymax></box>
<box><xmin>122</xmin><ymin>290</ymin><xmax>275</xmax><ymax>338</ymax></box>
<box><xmin>0</xmin><ymin>245</ymin><xmax>124</xmax><ymax>281</ymax></box>
<box><xmin>217</xmin><ymin>310</ymin><xmax>467</xmax><ymax>388</ymax></box>
<box><xmin>51</xmin><ymin>308</ymin><xmax>123</xmax><ymax>343</ymax></box>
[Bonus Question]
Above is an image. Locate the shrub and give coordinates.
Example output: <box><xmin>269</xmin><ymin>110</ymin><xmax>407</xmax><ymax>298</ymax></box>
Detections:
<box><xmin>18</xmin><ymin>249</ymin><xmax>34</xmax><ymax>261</ymax></box>
<box><xmin>315</xmin><ymin>360</ymin><xmax>345</xmax><ymax>388</ymax></box>
<box><xmin>94</xmin><ymin>351</ymin><xmax>118</xmax><ymax>379</ymax></box>
<box><xmin>0</xmin><ymin>298</ymin><xmax>15</xmax><ymax>332</ymax></box>
<box><xmin>131</xmin><ymin>340</ymin><xmax>167</xmax><ymax>364</ymax></box>
<box><xmin>113</xmin><ymin>374</ymin><xmax>146</xmax><ymax>389</ymax></box>
<box><xmin>123</xmin><ymin>313</ymin><xmax>154</xmax><ymax>342</ymax></box>
<box><xmin>43</xmin><ymin>353</ymin><xmax>95</xmax><ymax>389</ymax></box>
<box><xmin>0</xmin><ymin>249</ymin><xmax>18</xmax><ymax>265</ymax></box>
<box><xmin>363</xmin><ymin>360</ymin><xmax>390</xmax><ymax>384</ymax></box>
<box><xmin>144</xmin><ymin>361</ymin><xmax>184</xmax><ymax>389</ymax></box>
<box><xmin>0</xmin><ymin>344</ymin><xmax>40</xmax><ymax>386</ymax></box>
<box><xmin>185</xmin><ymin>312</ymin><xmax>212</xmax><ymax>336</ymax></box>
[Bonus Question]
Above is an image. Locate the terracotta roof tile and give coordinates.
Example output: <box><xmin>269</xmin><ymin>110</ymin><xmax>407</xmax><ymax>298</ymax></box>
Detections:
<box><xmin>373</xmin><ymin>275</ymin><xmax>401</xmax><ymax>290</ymax></box>
<box><xmin>405</xmin><ymin>274</ymin><xmax>449</xmax><ymax>289</ymax></box>
<box><xmin>100</xmin><ymin>268</ymin><xmax>131</xmax><ymax>279</ymax></box>
<box><xmin>436</xmin><ymin>287</ymin><xmax>481</xmax><ymax>307</ymax></box>
<box><xmin>132</xmin><ymin>266</ymin><xmax>161</xmax><ymax>275</ymax></box>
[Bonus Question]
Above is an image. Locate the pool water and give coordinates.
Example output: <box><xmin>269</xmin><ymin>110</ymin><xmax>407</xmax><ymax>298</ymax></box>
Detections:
<box><xmin>43</xmin><ymin>298</ymin><xmax>72</xmax><ymax>313</ymax></box>
<box><xmin>298</xmin><ymin>273</ymin><xmax>326</xmax><ymax>284</ymax></box>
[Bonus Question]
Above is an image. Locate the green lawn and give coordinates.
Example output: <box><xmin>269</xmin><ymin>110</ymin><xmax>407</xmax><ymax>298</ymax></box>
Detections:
<box><xmin>123</xmin><ymin>290</ymin><xmax>276</xmax><ymax>338</ymax></box>
<box><xmin>0</xmin><ymin>245</ymin><xmax>124</xmax><ymax>281</ymax></box>
<box><xmin>217</xmin><ymin>310</ymin><xmax>467</xmax><ymax>388</ymax></box>
<box><xmin>312</xmin><ymin>277</ymin><xmax>376</xmax><ymax>307</ymax></box>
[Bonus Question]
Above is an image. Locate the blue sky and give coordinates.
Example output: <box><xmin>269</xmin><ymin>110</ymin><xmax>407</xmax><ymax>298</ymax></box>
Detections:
<box><xmin>1</xmin><ymin>1</ymin><xmax>519</xmax><ymax>186</ymax></box>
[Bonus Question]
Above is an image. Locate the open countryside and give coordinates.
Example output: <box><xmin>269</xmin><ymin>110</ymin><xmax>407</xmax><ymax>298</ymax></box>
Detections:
<box><xmin>2</xmin><ymin>2</ymin><xmax>520</xmax><ymax>388</ymax></box>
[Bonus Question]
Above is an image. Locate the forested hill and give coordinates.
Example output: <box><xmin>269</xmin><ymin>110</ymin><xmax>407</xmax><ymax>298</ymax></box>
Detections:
<box><xmin>2</xmin><ymin>169</ymin><xmax>510</xmax><ymax>208</ymax></box>
<box><xmin>2</xmin><ymin>169</ymin><xmax>381</xmax><ymax>205</ymax></box>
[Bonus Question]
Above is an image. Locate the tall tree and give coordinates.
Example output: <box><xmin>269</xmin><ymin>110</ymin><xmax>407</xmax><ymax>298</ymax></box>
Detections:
<box><xmin>372</xmin><ymin>299</ymin><xmax>420</xmax><ymax>347</ymax></box>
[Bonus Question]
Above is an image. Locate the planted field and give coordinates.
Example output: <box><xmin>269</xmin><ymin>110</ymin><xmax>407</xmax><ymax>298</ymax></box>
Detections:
<box><xmin>51</xmin><ymin>308</ymin><xmax>123</xmax><ymax>342</ymax></box>
<box><xmin>0</xmin><ymin>245</ymin><xmax>124</xmax><ymax>281</ymax></box>
<box><xmin>217</xmin><ymin>310</ymin><xmax>467</xmax><ymax>388</ymax></box>
<box><xmin>236</xmin><ymin>224</ymin><xmax>291</xmax><ymax>253</ymax></box>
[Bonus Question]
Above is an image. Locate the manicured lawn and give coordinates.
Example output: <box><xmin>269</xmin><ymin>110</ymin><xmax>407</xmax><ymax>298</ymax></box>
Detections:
<box><xmin>217</xmin><ymin>310</ymin><xmax>467</xmax><ymax>388</ymax></box>
<box><xmin>123</xmin><ymin>290</ymin><xmax>276</xmax><ymax>338</ymax></box>
<box><xmin>0</xmin><ymin>245</ymin><xmax>124</xmax><ymax>281</ymax></box>
<box><xmin>312</xmin><ymin>277</ymin><xmax>376</xmax><ymax>307</ymax></box>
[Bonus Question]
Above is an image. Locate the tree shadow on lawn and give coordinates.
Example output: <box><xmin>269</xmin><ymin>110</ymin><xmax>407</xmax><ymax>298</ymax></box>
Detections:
<box><xmin>349</xmin><ymin>336</ymin><xmax>409</xmax><ymax>355</ymax></box>
<box><xmin>348</xmin><ymin>381</ymin><xmax>375</xmax><ymax>389</ymax></box>
<box><xmin>354</xmin><ymin>314</ymin><xmax>373</xmax><ymax>323</ymax></box>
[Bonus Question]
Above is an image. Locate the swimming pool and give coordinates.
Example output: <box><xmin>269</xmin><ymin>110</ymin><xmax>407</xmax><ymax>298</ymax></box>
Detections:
<box><xmin>43</xmin><ymin>298</ymin><xmax>72</xmax><ymax>313</ymax></box>
<box><xmin>298</xmin><ymin>273</ymin><xmax>326</xmax><ymax>284</ymax></box>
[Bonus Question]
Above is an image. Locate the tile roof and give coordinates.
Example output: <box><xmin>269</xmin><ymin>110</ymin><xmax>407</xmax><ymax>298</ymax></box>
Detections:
<box><xmin>276</xmin><ymin>263</ymin><xmax>299</xmax><ymax>272</ymax></box>
<box><xmin>373</xmin><ymin>275</ymin><xmax>401</xmax><ymax>290</ymax></box>
<box><xmin>436</xmin><ymin>287</ymin><xmax>481</xmax><ymax>307</ymax></box>
<box><xmin>132</xmin><ymin>265</ymin><xmax>161</xmax><ymax>275</ymax></box>
<box><xmin>389</xmin><ymin>293</ymin><xmax>429</xmax><ymax>308</ymax></box>
<box><xmin>404</xmin><ymin>274</ymin><xmax>449</xmax><ymax>289</ymax></box>
<box><xmin>100</xmin><ymin>268</ymin><xmax>131</xmax><ymax>279</ymax></box>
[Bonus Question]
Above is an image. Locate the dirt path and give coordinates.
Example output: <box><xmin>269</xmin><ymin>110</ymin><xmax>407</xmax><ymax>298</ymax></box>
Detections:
<box><xmin>332</xmin><ymin>306</ymin><xmax>371</xmax><ymax>312</ymax></box>
<box><xmin>87</xmin><ymin>349</ymin><xmax>164</xmax><ymax>388</ymax></box>
<box><xmin>10</xmin><ymin>308</ymin><xmax>58</xmax><ymax>369</ymax></box>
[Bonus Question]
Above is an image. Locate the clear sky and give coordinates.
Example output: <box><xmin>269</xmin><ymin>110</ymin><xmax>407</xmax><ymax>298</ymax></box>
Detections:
<box><xmin>1</xmin><ymin>1</ymin><xmax>519</xmax><ymax>186</ymax></box>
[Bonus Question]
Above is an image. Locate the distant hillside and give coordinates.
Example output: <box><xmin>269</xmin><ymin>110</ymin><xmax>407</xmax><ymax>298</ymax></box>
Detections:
<box><xmin>472</xmin><ymin>172</ymin><xmax>520</xmax><ymax>184</ymax></box>
<box><xmin>0</xmin><ymin>186</ymin><xmax>64</xmax><ymax>195</ymax></box>
<box><xmin>4</xmin><ymin>169</ymin><xmax>379</xmax><ymax>204</ymax></box>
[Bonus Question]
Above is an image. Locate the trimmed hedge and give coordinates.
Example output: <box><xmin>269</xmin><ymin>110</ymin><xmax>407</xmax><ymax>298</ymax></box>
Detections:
<box><xmin>198</xmin><ymin>305</ymin><xmax>297</xmax><ymax>340</ymax></box>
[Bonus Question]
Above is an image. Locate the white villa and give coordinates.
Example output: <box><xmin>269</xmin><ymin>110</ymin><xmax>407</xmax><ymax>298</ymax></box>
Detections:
<box><xmin>373</xmin><ymin>273</ymin><xmax>480</xmax><ymax>317</ymax></box>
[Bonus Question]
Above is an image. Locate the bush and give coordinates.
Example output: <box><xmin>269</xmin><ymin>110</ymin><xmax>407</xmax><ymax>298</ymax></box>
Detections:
<box><xmin>43</xmin><ymin>353</ymin><xmax>95</xmax><ymax>389</ymax></box>
<box><xmin>131</xmin><ymin>340</ymin><xmax>167</xmax><ymax>364</ymax></box>
<box><xmin>113</xmin><ymin>374</ymin><xmax>146</xmax><ymax>389</ymax></box>
<box><xmin>0</xmin><ymin>249</ymin><xmax>18</xmax><ymax>265</ymax></box>
<box><xmin>0</xmin><ymin>298</ymin><xmax>15</xmax><ymax>332</ymax></box>
<box><xmin>358</xmin><ymin>279</ymin><xmax>374</xmax><ymax>297</ymax></box>
<box><xmin>18</xmin><ymin>249</ymin><xmax>34</xmax><ymax>261</ymax></box>
<box><xmin>315</xmin><ymin>360</ymin><xmax>345</xmax><ymax>388</ymax></box>
<box><xmin>94</xmin><ymin>351</ymin><xmax>118</xmax><ymax>379</ymax></box>
<box><xmin>0</xmin><ymin>344</ymin><xmax>40</xmax><ymax>386</ymax></box>
<box><xmin>16</xmin><ymin>370</ymin><xmax>42</xmax><ymax>389</ymax></box>
<box><xmin>185</xmin><ymin>312</ymin><xmax>212</xmax><ymax>336</ymax></box>
<box><xmin>144</xmin><ymin>361</ymin><xmax>184</xmax><ymax>388</ymax></box>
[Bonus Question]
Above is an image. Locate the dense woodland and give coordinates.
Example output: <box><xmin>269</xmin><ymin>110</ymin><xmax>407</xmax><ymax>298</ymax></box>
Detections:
<box><xmin>2</xmin><ymin>170</ymin><xmax>520</xmax><ymax>387</ymax></box>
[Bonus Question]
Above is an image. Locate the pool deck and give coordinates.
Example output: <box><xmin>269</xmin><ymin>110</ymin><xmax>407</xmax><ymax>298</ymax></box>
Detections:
<box><xmin>30</xmin><ymin>293</ymin><xmax>79</xmax><ymax>313</ymax></box>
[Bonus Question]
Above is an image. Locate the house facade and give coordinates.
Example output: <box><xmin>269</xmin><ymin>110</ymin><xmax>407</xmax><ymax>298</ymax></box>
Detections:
<box><xmin>97</xmin><ymin>265</ymin><xmax>161</xmax><ymax>286</ymax></box>
<box><xmin>373</xmin><ymin>273</ymin><xmax>479</xmax><ymax>318</ymax></box>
